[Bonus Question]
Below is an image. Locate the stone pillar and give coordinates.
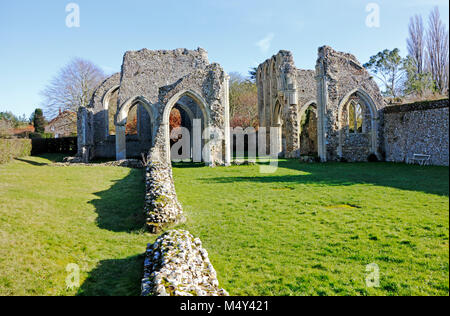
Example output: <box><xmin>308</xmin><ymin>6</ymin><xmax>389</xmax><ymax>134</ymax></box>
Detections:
<box><xmin>192</xmin><ymin>119</ymin><xmax>202</xmax><ymax>163</ymax></box>
<box><xmin>284</xmin><ymin>73</ymin><xmax>300</xmax><ymax>158</ymax></box>
<box><xmin>223</xmin><ymin>75</ymin><xmax>231</xmax><ymax>166</ymax></box>
<box><xmin>316</xmin><ymin>72</ymin><xmax>328</xmax><ymax>162</ymax></box>
<box><xmin>115</xmin><ymin>125</ymin><xmax>126</xmax><ymax>161</ymax></box>
<box><xmin>77</xmin><ymin>106</ymin><xmax>93</xmax><ymax>162</ymax></box>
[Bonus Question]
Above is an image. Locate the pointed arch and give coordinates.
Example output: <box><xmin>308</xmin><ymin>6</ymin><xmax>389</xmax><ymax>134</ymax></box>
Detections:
<box><xmin>162</xmin><ymin>89</ymin><xmax>211</xmax><ymax>163</ymax></box>
<box><xmin>102</xmin><ymin>85</ymin><xmax>120</xmax><ymax>138</ymax></box>
<box><xmin>337</xmin><ymin>88</ymin><xmax>380</xmax><ymax>158</ymax></box>
<box><xmin>116</xmin><ymin>96</ymin><xmax>154</xmax><ymax>126</ymax></box>
<box><xmin>115</xmin><ymin>96</ymin><xmax>155</xmax><ymax>160</ymax></box>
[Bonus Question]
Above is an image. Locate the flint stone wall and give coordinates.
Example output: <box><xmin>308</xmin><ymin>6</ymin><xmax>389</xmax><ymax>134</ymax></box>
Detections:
<box><xmin>383</xmin><ymin>99</ymin><xmax>449</xmax><ymax>166</ymax></box>
<box><xmin>316</xmin><ymin>46</ymin><xmax>386</xmax><ymax>162</ymax></box>
<box><xmin>256</xmin><ymin>51</ymin><xmax>317</xmax><ymax>158</ymax></box>
<box><xmin>142</xmin><ymin>230</ymin><xmax>229</xmax><ymax>296</ymax></box>
<box><xmin>145</xmin><ymin>162</ymin><xmax>185</xmax><ymax>233</ymax></box>
<box><xmin>78</xmin><ymin>48</ymin><xmax>230</xmax><ymax>165</ymax></box>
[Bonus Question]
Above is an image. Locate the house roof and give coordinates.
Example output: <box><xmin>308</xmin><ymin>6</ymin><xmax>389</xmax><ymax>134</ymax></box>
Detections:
<box><xmin>47</xmin><ymin>111</ymin><xmax>77</xmax><ymax>125</ymax></box>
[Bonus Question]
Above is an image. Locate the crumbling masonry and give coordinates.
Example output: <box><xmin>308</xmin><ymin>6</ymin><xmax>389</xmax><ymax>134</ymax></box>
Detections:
<box><xmin>75</xmin><ymin>46</ymin><xmax>448</xmax><ymax>297</ymax></box>
<box><xmin>77</xmin><ymin>48</ymin><xmax>231</xmax><ymax>166</ymax></box>
<box><xmin>257</xmin><ymin>46</ymin><xmax>448</xmax><ymax>165</ymax></box>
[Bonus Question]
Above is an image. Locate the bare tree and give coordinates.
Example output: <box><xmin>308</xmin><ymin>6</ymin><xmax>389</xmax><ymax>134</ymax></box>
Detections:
<box><xmin>407</xmin><ymin>15</ymin><xmax>425</xmax><ymax>74</ymax></box>
<box><xmin>426</xmin><ymin>7</ymin><xmax>449</xmax><ymax>94</ymax></box>
<box><xmin>41</xmin><ymin>58</ymin><xmax>106</xmax><ymax>118</ymax></box>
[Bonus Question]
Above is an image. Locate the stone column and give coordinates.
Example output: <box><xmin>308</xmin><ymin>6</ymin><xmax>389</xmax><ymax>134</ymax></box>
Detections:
<box><xmin>192</xmin><ymin>119</ymin><xmax>202</xmax><ymax>163</ymax></box>
<box><xmin>223</xmin><ymin>75</ymin><xmax>231</xmax><ymax>166</ymax></box>
<box><xmin>316</xmin><ymin>72</ymin><xmax>328</xmax><ymax>162</ymax></box>
<box><xmin>115</xmin><ymin>125</ymin><xmax>126</xmax><ymax>161</ymax></box>
<box><xmin>284</xmin><ymin>74</ymin><xmax>300</xmax><ymax>158</ymax></box>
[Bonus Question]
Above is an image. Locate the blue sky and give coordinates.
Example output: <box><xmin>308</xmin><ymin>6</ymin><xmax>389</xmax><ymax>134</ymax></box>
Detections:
<box><xmin>0</xmin><ymin>0</ymin><xmax>448</xmax><ymax>118</ymax></box>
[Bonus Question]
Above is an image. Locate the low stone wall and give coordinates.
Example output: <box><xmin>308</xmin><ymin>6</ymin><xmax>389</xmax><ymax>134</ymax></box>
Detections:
<box><xmin>145</xmin><ymin>162</ymin><xmax>185</xmax><ymax>233</ymax></box>
<box><xmin>382</xmin><ymin>99</ymin><xmax>449</xmax><ymax>166</ymax></box>
<box><xmin>141</xmin><ymin>230</ymin><xmax>229</xmax><ymax>296</ymax></box>
<box><xmin>54</xmin><ymin>158</ymin><xmax>144</xmax><ymax>168</ymax></box>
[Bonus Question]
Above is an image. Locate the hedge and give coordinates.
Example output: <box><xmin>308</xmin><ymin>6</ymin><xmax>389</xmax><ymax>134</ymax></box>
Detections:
<box><xmin>31</xmin><ymin>137</ymin><xmax>77</xmax><ymax>155</ymax></box>
<box><xmin>0</xmin><ymin>139</ymin><xmax>32</xmax><ymax>164</ymax></box>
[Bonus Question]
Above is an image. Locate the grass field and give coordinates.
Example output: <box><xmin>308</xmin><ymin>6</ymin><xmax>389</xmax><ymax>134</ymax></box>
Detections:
<box><xmin>0</xmin><ymin>155</ymin><xmax>448</xmax><ymax>296</ymax></box>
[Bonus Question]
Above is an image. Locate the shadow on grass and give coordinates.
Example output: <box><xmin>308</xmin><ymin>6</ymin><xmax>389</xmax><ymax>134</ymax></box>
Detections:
<box><xmin>204</xmin><ymin>160</ymin><xmax>449</xmax><ymax>197</ymax></box>
<box><xmin>77</xmin><ymin>254</ymin><xmax>144</xmax><ymax>296</ymax></box>
<box><xmin>172</xmin><ymin>162</ymin><xmax>206</xmax><ymax>169</ymax></box>
<box><xmin>89</xmin><ymin>168</ymin><xmax>146</xmax><ymax>233</ymax></box>
<box><xmin>14</xmin><ymin>158</ymin><xmax>49</xmax><ymax>166</ymax></box>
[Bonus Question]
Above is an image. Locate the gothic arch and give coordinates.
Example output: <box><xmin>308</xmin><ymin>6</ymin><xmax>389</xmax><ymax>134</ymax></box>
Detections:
<box><xmin>337</xmin><ymin>88</ymin><xmax>379</xmax><ymax>158</ymax></box>
<box><xmin>115</xmin><ymin>96</ymin><xmax>155</xmax><ymax>160</ymax></box>
<box><xmin>162</xmin><ymin>89</ymin><xmax>211</xmax><ymax>163</ymax></box>
<box><xmin>102</xmin><ymin>85</ymin><xmax>120</xmax><ymax>138</ymax></box>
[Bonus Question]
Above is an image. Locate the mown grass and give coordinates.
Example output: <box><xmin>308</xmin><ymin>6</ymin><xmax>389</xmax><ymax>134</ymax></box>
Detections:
<box><xmin>173</xmin><ymin>160</ymin><xmax>449</xmax><ymax>296</ymax></box>
<box><xmin>0</xmin><ymin>155</ymin><xmax>150</xmax><ymax>296</ymax></box>
<box><xmin>0</xmin><ymin>156</ymin><xmax>448</xmax><ymax>296</ymax></box>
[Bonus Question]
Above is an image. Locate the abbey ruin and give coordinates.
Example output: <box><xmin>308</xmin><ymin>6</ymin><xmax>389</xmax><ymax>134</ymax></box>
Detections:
<box><xmin>73</xmin><ymin>45</ymin><xmax>448</xmax><ymax>296</ymax></box>
<box><xmin>77</xmin><ymin>48</ymin><xmax>231</xmax><ymax>166</ymax></box>
<box><xmin>257</xmin><ymin>46</ymin><xmax>448</xmax><ymax>165</ymax></box>
<box><xmin>78</xmin><ymin>46</ymin><xmax>448</xmax><ymax>166</ymax></box>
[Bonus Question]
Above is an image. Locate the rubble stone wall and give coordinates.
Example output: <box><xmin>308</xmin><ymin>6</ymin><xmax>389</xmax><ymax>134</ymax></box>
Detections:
<box><xmin>77</xmin><ymin>48</ymin><xmax>230</xmax><ymax>165</ymax></box>
<box><xmin>256</xmin><ymin>51</ymin><xmax>317</xmax><ymax>158</ymax></box>
<box><xmin>316</xmin><ymin>46</ymin><xmax>386</xmax><ymax>162</ymax></box>
<box><xmin>383</xmin><ymin>99</ymin><xmax>449</xmax><ymax>166</ymax></box>
<box><xmin>142</xmin><ymin>230</ymin><xmax>229</xmax><ymax>296</ymax></box>
<box><xmin>144</xmin><ymin>161</ymin><xmax>185</xmax><ymax>233</ymax></box>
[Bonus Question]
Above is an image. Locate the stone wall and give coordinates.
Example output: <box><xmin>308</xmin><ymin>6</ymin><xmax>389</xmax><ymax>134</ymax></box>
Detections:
<box><xmin>316</xmin><ymin>46</ymin><xmax>386</xmax><ymax>162</ymax></box>
<box><xmin>142</xmin><ymin>230</ymin><xmax>229</xmax><ymax>296</ymax></box>
<box><xmin>383</xmin><ymin>99</ymin><xmax>449</xmax><ymax>166</ymax></box>
<box><xmin>78</xmin><ymin>48</ymin><xmax>230</xmax><ymax>165</ymax></box>
<box><xmin>256</xmin><ymin>46</ymin><xmax>385</xmax><ymax>162</ymax></box>
<box><xmin>144</xmin><ymin>161</ymin><xmax>185</xmax><ymax>233</ymax></box>
<box><xmin>256</xmin><ymin>51</ymin><xmax>317</xmax><ymax>158</ymax></box>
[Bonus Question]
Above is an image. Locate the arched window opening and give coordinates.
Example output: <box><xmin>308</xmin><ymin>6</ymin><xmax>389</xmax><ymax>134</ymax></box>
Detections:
<box><xmin>165</xmin><ymin>94</ymin><xmax>206</xmax><ymax>163</ymax></box>
<box><xmin>356</xmin><ymin>103</ymin><xmax>363</xmax><ymax>133</ymax></box>
<box><xmin>348</xmin><ymin>101</ymin><xmax>364</xmax><ymax>134</ymax></box>
<box><xmin>338</xmin><ymin>89</ymin><xmax>379</xmax><ymax>162</ymax></box>
<box><xmin>300</xmin><ymin>103</ymin><xmax>318</xmax><ymax>156</ymax></box>
<box><xmin>107</xmin><ymin>89</ymin><xmax>119</xmax><ymax>136</ymax></box>
<box><xmin>273</xmin><ymin>101</ymin><xmax>285</xmax><ymax>157</ymax></box>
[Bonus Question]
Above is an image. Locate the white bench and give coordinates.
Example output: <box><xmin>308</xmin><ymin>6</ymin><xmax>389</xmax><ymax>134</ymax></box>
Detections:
<box><xmin>408</xmin><ymin>154</ymin><xmax>431</xmax><ymax>166</ymax></box>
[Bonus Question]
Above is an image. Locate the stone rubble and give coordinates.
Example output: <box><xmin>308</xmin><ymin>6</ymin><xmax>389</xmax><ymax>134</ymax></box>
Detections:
<box><xmin>54</xmin><ymin>158</ymin><xmax>144</xmax><ymax>168</ymax></box>
<box><xmin>141</xmin><ymin>230</ymin><xmax>229</xmax><ymax>297</ymax></box>
<box><xmin>144</xmin><ymin>161</ymin><xmax>185</xmax><ymax>233</ymax></box>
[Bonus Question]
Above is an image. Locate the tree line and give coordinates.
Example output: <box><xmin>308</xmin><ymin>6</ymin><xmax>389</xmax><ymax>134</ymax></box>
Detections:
<box><xmin>364</xmin><ymin>7</ymin><xmax>449</xmax><ymax>100</ymax></box>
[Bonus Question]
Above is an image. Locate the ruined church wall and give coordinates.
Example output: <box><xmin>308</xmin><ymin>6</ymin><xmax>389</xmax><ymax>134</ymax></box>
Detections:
<box><xmin>151</xmin><ymin>64</ymin><xmax>229</xmax><ymax>165</ymax></box>
<box><xmin>382</xmin><ymin>99</ymin><xmax>449</xmax><ymax>166</ymax></box>
<box><xmin>296</xmin><ymin>69</ymin><xmax>317</xmax><ymax>109</ymax></box>
<box><xmin>89</xmin><ymin>73</ymin><xmax>121</xmax><ymax>144</ymax></box>
<box><xmin>256</xmin><ymin>51</ymin><xmax>316</xmax><ymax>158</ymax></box>
<box><xmin>118</xmin><ymin>48</ymin><xmax>209</xmax><ymax>108</ymax></box>
<box><xmin>316</xmin><ymin>46</ymin><xmax>385</xmax><ymax>161</ymax></box>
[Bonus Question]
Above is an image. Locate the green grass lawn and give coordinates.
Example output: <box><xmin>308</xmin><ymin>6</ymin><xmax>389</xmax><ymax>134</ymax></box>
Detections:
<box><xmin>0</xmin><ymin>155</ymin><xmax>448</xmax><ymax>296</ymax></box>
